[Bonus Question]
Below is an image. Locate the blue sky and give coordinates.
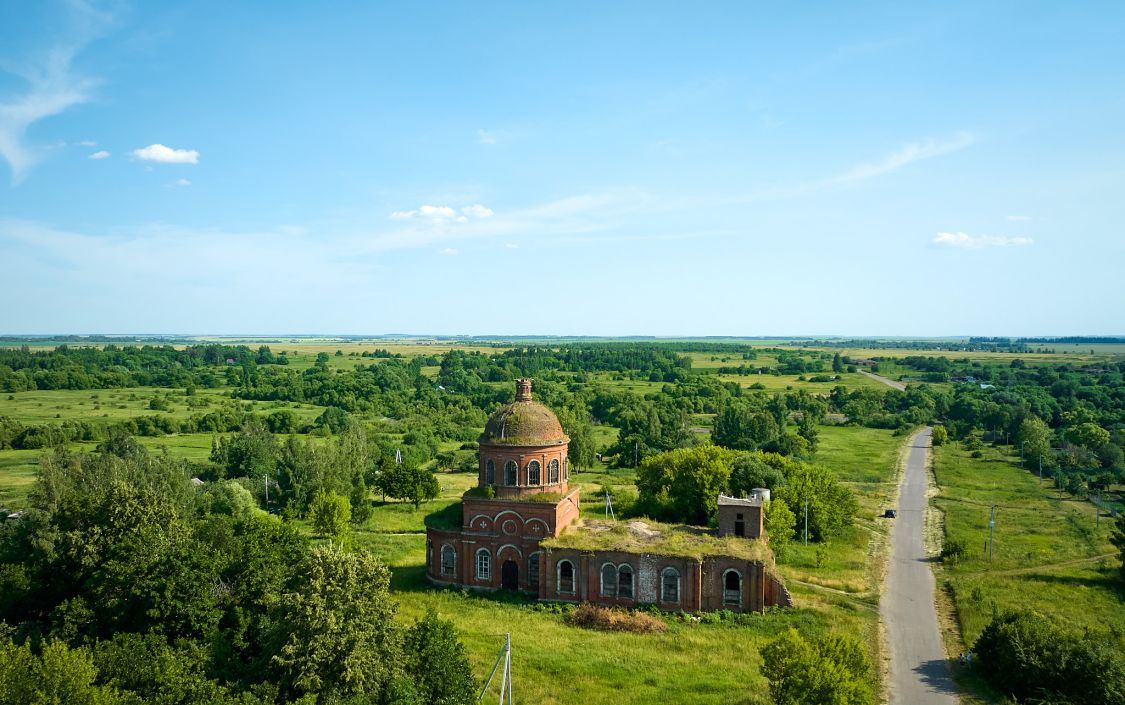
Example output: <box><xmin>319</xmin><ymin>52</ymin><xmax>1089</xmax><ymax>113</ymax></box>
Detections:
<box><xmin>1</xmin><ymin>1</ymin><xmax>1122</xmax><ymax>336</ymax></box>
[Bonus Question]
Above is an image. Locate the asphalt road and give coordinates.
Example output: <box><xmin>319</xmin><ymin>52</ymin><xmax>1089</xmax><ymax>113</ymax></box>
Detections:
<box><xmin>859</xmin><ymin>369</ymin><xmax>907</xmax><ymax>391</ymax></box>
<box><xmin>881</xmin><ymin>427</ymin><xmax>958</xmax><ymax>705</ymax></box>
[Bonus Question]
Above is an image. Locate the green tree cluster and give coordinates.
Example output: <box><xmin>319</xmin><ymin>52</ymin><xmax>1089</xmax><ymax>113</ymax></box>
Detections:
<box><xmin>973</xmin><ymin>610</ymin><xmax>1125</xmax><ymax>705</ymax></box>
<box><xmin>760</xmin><ymin>628</ymin><xmax>873</xmax><ymax>705</ymax></box>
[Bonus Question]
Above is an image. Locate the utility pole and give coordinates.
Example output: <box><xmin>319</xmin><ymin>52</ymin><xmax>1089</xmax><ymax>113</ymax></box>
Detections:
<box><xmin>605</xmin><ymin>491</ymin><xmax>615</xmax><ymax>521</ymax></box>
<box><xmin>1020</xmin><ymin>440</ymin><xmax>1024</xmax><ymax>465</ymax></box>
<box><xmin>987</xmin><ymin>504</ymin><xmax>996</xmax><ymax>562</ymax></box>
<box><xmin>264</xmin><ymin>475</ymin><xmax>269</xmax><ymax>505</ymax></box>
<box><xmin>1096</xmin><ymin>489</ymin><xmax>1101</xmax><ymax>529</ymax></box>
<box><xmin>1038</xmin><ymin>455</ymin><xmax>1043</xmax><ymax>483</ymax></box>
<box><xmin>803</xmin><ymin>500</ymin><xmax>809</xmax><ymax>546</ymax></box>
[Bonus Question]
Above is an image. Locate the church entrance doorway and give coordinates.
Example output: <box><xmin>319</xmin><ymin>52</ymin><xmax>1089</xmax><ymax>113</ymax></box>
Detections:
<box><xmin>501</xmin><ymin>560</ymin><xmax>519</xmax><ymax>591</ymax></box>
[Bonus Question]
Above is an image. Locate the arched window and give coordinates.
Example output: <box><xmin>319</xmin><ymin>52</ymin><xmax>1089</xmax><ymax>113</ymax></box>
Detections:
<box><xmin>661</xmin><ymin>567</ymin><xmax>680</xmax><ymax>603</ymax></box>
<box><xmin>476</xmin><ymin>549</ymin><xmax>491</xmax><ymax>581</ymax></box>
<box><xmin>528</xmin><ymin>552</ymin><xmax>541</xmax><ymax>589</ymax></box>
<box><xmin>600</xmin><ymin>563</ymin><xmax>617</xmax><ymax>597</ymax></box>
<box><xmin>564</xmin><ymin>458</ymin><xmax>570</xmax><ymax>480</ymax></box>
<box><xmin>557</xmin><ymin>560</ymin><xmax>575</xmax><ymax>594</ymax></box>
<box><xmin>527</xmin><ymin>460</ymin><xmax>541</xmax><ymax>485</ymax></box>
<box><xmin>723</xmin><ymin>569</ymin><xmax>741</xmax><ymax>606</ymax></box>
<box><xmin>504</xmin><ymin>460</ymin><xmax>517</xmax><ymax>486</ymax></box>
<box><xmin>618</xmin><ymin>565</ymin><xmax>634</xmax><ymax>599</ymax></box>
<box><xmin>485</xmin><ymin>459</ymin><xmax>495</xmax><ymax>485</ymax></box>
<box><xmin>440</xmin><ymin>545</ymin><xmax>456</xmax><ymax>576</ymax></box>
<box><xmin>548</xmin><ymin>458</ymin><xmax>560</xmax><ymax>483</ymax></box>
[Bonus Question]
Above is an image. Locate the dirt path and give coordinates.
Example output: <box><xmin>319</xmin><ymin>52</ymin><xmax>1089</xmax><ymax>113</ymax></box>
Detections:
<box><xmin>881</xmin><ymin>427</ymin><xmax>958</xmax><ymax>705</ymax></box>
<box><xmin>859</xmin><ymin>369</ymin><xmax>906</xmax><ymax>391</ymax></box>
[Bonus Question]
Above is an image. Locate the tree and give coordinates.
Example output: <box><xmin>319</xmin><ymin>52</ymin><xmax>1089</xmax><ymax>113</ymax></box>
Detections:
<box><xmin>759</xmin><ymin>628</ymin><xmax>872</xmax><ymax>705</ymax></box>
<box><xmin>1067</xmin><ymin>422</ymin><xmax>1111</xmax><ymax>450</ymax></box>
<box><xmin>1016</xmin><ymin>416</ymin><xmax>1051</xmax><ymax>470</ymax></box>
<box><xmin>308</xmin><ymin>490</ymin><xmax>351</xmax><ymax>543</ymax></box>
<box><xmin>0</xmin><ymin>638</ymin><xmax>129</xmax><ymax>705</ymax></box>
<box><xmin>556</xmin><ymin>405</ymin><xmax>596</xmax><ymax>470</ymax></box>
<box><xmin>931</xmin><ymin>425</ymin><xmax>948</xmax><ymax>446</ymax></box>
<box><xmin>764</xmin><ymin>498</ymin><xmax>796</xmax><ymax>557</ymax></box>
<box><xmin>796</xmin><ymin>412</ymin><xmax>819</xmax><ymax>455</ymax></box>
<box><xmin>973</xmin><ymin>610</ymin><xmax>1125</xmax><ymax>705</ymax></box>
<box><xmin>728</xmin><ymin>454</ymin><xmax>786</xmax><ymax>497</ymax></box>
<box><xmin>377</xmin><ymin>464</ymin><xmax>440</xmax><ymax>508</ymax></box>
<box><xmin>272</xmin><ymin>545</ymin><xmax>402</xmax><ymax>701</ymax></box>
<box><xmin>832</xmin><ymin>353</ymin><xmax>844</xmax><ymax>374</ymax></box>
<box><xmin>1111</xmin><ymin>513</ymin><xmax>1125</xmax><ymax>581</ymax></box>
<box><xmin>635</xmin><ymin>445</ymin><xmax>734</xmax><ymax>524</ymax></box>
<box><xmin>403</xmin><ymin>610</ymin><xmax>477</xmax><ymax>705</ymax></box>
<box><xmin>773</xmin><ymin>458</ymin><xmax>857</xmax><ymax>541</ymax></box>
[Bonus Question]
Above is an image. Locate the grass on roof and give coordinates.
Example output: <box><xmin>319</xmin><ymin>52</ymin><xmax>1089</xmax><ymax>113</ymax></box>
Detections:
<box><xmin>542</xmin><ymin>518</ymin><xmax>774</xmax><ymax>565</ymax></box>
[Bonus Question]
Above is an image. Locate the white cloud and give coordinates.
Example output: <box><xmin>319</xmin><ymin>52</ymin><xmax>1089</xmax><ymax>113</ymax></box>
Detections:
<box><xmin>78</xmin><ymin>140</ymin><xmax>97</xmax><ymax>147</ymax></box>
<box><xmin>418</xmin><ymin>205</ymin><xmax>456</xmax><ymax>219</ymax></box>
<box><xmin>0</xmin><ymin>2</ymin><xmax>112</xmax><ymax>183</ymax></box>
<box><xmin>504</xmin><ymin>243</ymin><xmax>518</xmax><ymax>249</ymax></box>
<box><xmin>461</xmin><ymin>204</ymin><xmax>493</xmax><ymax>218</ymax></box>
<box><xmin>439</xmin><ymin>247</ymin><xmax>458</xmax><ymax>255</ymax></box>
<box><xmin>1006</xmin><ymin>214</ymin><xmax>1032</xmax><ymax>222</ymax></box>
<box><xmin>477</xmin><ymin>128</ymin><xmax>497</xmax><ymax>145</ymax></box>
<box><xmin>132</xmin><ymin>143</ymin><xmax>199</xmax><ymax>164</ymax></box>
<box><xmin>390</xmin><ymin>203</ymin><xmax>493</xmax><ymax>224</ymax></box>
<box><xmin>88</xmin><ymin>150</ymin><xmax>109</xmax><ymax>160</ymax></box>
<box><xmin>832</xmin><ymin>132</ymin><xmax>974</xmax><ymax>184</ymax></box>
<box><xmin>933</xmin><ymin>231</ymin><xmax>1033</xmax><ymax>249</ymax></box>
<box><xmin>175</xmin><ymin>178</ymin><xmax>191</xmax><ymax>186</ymax></box>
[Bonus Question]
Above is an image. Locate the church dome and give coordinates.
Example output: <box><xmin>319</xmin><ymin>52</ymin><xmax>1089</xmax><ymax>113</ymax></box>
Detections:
<box><xmin>480</xmin><ymin>379</ymin><xmax>569</xmax><ymax>446</ymax></box>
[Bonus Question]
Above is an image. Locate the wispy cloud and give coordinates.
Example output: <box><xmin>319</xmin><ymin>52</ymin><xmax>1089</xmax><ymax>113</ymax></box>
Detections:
<box><xmin>439</xmin><ymin>247</ymin><xmax>458</xmax><ymax>256</ymax></box>
<box><xmin>830</xmin><ymin>132</ymin><xmax>974</xmax><ymax>185</ymax></box>
<box><xmin>933</xmin><ymin>231</ymin><xmax>1033</xmax><ymax>249</ymax></box>
<box><xmin>132</xmin><ymin>144</ymin><xmax>200</xmax><ymax>164</ymax></box>
<box><xmin>477</xmin><ymin>128</ymin><xmax>498</xmax><ymax>145</ymax></box>
<box><xmin>174</xmin><ymin>178</ymin><xmax>191</xmax><ymax>187</ymax></box>
<box><xmin>78</xmin><ymin>139</ymin><xmax>97</xmax><ymax>147</ymax></box>
<box><xmin>1006</xmin><ymin>214</ymin><xmax>1032</xmax><ymax>222</ymax></box>
<box><xmin>0</xmin><ymin>3</ymin><xmax>111</xmax><ymax>183</ymax></box>
<box><xmin>88</xmin><ymin>150</ymin><xmax>110</xmax><ymax>160</ymax></box>
<box><xmin>389</xmin><ymin>203</ymin><xmax>493</xmax><ymax>225</ymax></box>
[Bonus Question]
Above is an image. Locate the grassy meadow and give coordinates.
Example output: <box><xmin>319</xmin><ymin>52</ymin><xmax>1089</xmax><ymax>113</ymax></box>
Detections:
<box><xmin>5</xmin><ymin>339</ymin><xmax>1124</xmax><ymax>703</ymax></box>
<box><xmin>932</xmin><ymin>443</ymin><xmax>1125</xmax><ymax>646</ymax></box>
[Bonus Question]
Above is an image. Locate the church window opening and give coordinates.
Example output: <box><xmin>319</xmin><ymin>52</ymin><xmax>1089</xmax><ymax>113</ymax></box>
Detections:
<box><xmin>528</xmin><ymin>553</ymin><xmax>541</xmax><ymax>589</ymax></box>
<box><xmin>527</xmin><ymin>460</ymin><xmax>541</xmax><ymax>485</ymax></box>
<box><xmin>440</xmin><ymin>545</ymin><xmax>456</xmax><ymax>576</ymax></box>
<box><xmin>661</xmin><ymin>567</ymin><xmax>680</xmax><ymax>603</ymax></box>
<box><xmin>476</xmin><ymin>549</ymin><xmax>491</xmax><ymax>581</ymax></box>
<box><xmin>548</xmin><ymin>459</ymin><xmax>560</xmax><ymax>483</ymax></box>
<box><xmin>618</xmin><ymin>565</ymin><xmax>634</xmax><ymax>599</ymax></box>
<box><xmin>485</xmin><ymin>459</ymin><xmax>495</xmax><ymax>485</ymax></box>
<box><xmin>600</xmin><ymin>563</ymin><xmax>617</xmax><ymax>597</ymax></box>
<box><xmin>723</xmin><ymin>569</ymin><xmax>741</xmax><ymax>606</ymax></box>
<box><xmin>557</xmin><ymin>560</ymin><xmax>575</xmax><ymax>593</ymax></box>
<box><xmin>504</xmin><ymin>460</ymin><xmax>517</xmax><ymax>486</ymax></box>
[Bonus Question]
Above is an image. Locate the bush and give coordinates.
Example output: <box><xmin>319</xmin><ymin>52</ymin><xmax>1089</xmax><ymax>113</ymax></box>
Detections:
<box><xmin>931</xmin><ymin>425</ymin><xmax>948</xmax><ymax>446</ymax></box>
<box><xmin>940</xmin><ymin>538</ymin><xmax>969</xmax><ymax>563</ymax></box>
<box><xmin>567</xmin><ymin>604</ymin><xmax>667</xmax><ymax>633</ymax></box>
<box><xmin>760</xmin><ymin>628</ymin><xmax>873</xmax><ymax>705</ymax></box>
<box><xmin>973</xmin><ymin>610</ymin><xmax>1125</xmax><ymax>705</ymax></box>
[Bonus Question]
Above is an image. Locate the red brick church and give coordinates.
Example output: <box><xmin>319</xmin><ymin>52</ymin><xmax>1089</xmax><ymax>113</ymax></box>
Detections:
<box><xmin>425</xmin><ymin>380</ymin><xmax>790</xmax><ymax>612</ymax></box>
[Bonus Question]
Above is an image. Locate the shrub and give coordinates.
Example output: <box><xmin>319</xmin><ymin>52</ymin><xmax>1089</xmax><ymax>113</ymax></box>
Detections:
<box><xmin>940</xmin><ymin>538</ymin><xmax>969</xmax><ymax>563</ymax></box>
<box><xmin>974</xmin><ymin>610</ymin><xmax>1125</xmax><ymax>705</ymax></box>
<box><xmin>567</xmin><ymin>604</ymin><xmax>667</xmax><ymax>633</ymax></box>
<box><xmin>931</xmin><ymin>425</ymin><xmax>948</xmax><ymax>446</ymax></box>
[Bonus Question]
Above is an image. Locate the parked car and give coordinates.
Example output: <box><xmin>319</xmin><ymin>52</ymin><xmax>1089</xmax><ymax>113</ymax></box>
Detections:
<box><xmin>882</xmin><ymin>508</ymin><xmax>897</xmax><ymax>518</ymax></box>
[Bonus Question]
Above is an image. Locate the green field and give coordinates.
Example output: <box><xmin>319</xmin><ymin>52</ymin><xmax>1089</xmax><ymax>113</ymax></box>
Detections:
<box><xmin>932</xmin><ymin>443</ymin><xmax>1125</xmax><ymax>646</ymax></box>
